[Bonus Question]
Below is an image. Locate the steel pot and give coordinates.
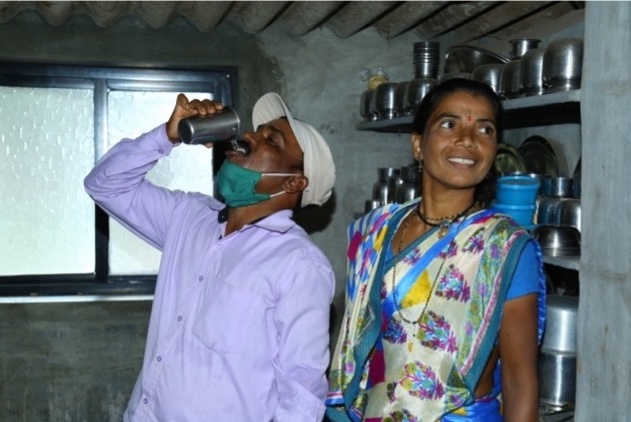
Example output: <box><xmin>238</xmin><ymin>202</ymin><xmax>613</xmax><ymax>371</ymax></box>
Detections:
<box><xmin>538</xmin><ymin>294</ymin><xmax>578</xmax><ymax>408</ymax></box>
<box><xmin>471</xmin><ymin>63</ymin><xmax>504</xmax><ymax>94</ymax></box>
<box><xmin>394</xmin><ymin>81</ymin><xmax>411</xmax><ymax>116</ymax></box>
<box><xmin>372</xmin><ymin>167</ymin><xmax>399</xmax><ymax>204</ymax></box>
<box><xmin>539</xmin><ymin>351</ymin><xmax>577</xmax><ymax>409</ymax></box>
<box><xmin>360</xmin><ymin>89</ymin><xmax>374</xmax><ymax>122</ymax></box>
<box><xmin>374</xmin><ymin>82</ymin><xmax>398</xmax><ymax>119</ymax></box>
<box><xmin>500</xmin><ymin>59</ymin><xmax>522</xmax><ymax>99</ymax></box>
<box><xmin>509</xmin><ymin>38</ymin><xmax>541</xmax><ymax>59</ymax></box>
<box><xmin>543</xmin><ymin>38</ymin><xmax>584</xmax><ymax>92</ymax></box>
<box><xmin>405</xmin><ymin>78</ymin><xmax>438</xmax><ymax>114</ymax></box>
<box><xmin>520</xmin><ymin>47</ymin><xmax>546</xmax><ymax>96</ymax></box>
<box><xmin>396</xmin><ymin>164</ymin><xmax>420</xmax><ymax>203</ymax></box>
<box><xmin>541</xmin><ymin>294</ymin><xmax>578</xmax><ymax>353</ymax></box>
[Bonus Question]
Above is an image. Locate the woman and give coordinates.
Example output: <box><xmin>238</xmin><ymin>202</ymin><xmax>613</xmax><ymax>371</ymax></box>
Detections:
<box><xmin>326</xmin><ymin>79</ymin><xmax>546</xmax><ymax>422</ymax></box>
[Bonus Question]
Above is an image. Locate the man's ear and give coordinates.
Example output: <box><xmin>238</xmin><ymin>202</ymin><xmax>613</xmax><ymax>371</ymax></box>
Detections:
<box><xmin>283</xmin><ymin>175</ymin><xmax>309</xmax><ymax>194</ymax></box>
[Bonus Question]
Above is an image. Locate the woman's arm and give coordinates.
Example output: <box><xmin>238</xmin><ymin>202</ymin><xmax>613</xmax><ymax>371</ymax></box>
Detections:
<box><xmin>499</xmin><ymin>293</ymin><xmax>540</xmax><ymax>422</ymax></box>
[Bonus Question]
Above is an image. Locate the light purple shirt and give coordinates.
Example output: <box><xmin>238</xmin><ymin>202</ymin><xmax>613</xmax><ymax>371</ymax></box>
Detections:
<box><xmin>84</xmin><ymin>125</ymin><xmax>335</xmax><ymax>422</ymax></box>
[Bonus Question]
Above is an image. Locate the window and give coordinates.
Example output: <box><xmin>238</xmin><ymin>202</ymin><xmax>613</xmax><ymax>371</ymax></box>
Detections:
<box><xmin>0</xmin><ymin>63</ymin><xmax>237</xmax><ymax>296</ymax></box>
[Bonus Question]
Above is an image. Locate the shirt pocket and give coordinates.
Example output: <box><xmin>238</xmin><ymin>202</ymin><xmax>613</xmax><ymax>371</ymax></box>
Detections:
<box><xmin>191</xmin><ymin>279</ymin><xmax>262</xmax><ymax>355</ymax></box>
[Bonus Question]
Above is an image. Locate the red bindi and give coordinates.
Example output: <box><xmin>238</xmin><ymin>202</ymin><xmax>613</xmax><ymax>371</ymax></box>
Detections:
<box><xmin>466</xmin><ymin>115</ymin><xmax>472</xmax><ymax>122</ymax></box>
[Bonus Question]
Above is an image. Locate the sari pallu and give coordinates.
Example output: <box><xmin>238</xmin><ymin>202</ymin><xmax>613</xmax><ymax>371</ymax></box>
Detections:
<box><xmin>326</xmin><ymin>201</ymin><xmax>546</xmax><ymax>422</ymax></box>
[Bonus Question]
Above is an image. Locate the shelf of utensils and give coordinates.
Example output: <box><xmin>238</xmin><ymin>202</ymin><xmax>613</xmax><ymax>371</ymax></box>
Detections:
<box><xmin>358</xmin><ymin>38</ymin><xmax>583</xmax><ymax>133</ymax></box>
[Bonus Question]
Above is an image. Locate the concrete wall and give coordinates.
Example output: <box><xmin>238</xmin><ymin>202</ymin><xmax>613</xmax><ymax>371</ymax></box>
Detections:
<box><xmin>576</xmin><ymin>3</ymin><xmax>631</xmax><ymax>420</ymax></box>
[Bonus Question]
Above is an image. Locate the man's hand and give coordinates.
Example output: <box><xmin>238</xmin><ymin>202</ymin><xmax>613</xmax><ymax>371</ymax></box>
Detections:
<box><xmin>165</xmin><ymin>93</ymin><xmax>225</xmax><ymax>145</ymax></box>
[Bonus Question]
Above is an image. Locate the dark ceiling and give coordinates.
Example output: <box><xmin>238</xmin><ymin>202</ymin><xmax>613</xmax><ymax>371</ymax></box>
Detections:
<box><xmin>0</xmin><ymin>1</ymin><xmax>585</xmax><ymax>44</ymax></box>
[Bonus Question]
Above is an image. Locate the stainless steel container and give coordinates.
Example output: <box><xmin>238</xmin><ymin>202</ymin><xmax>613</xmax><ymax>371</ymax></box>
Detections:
<box><xmin>394</xmin><ymin>81</ymin><xmax>411</xmax><ymax>116</ymax></box>
<box><xmin>520</xmin><ymin>47</ymin><xmax>546</xmax><ymax>96</ymax></box>
<box><xmin>509</xmin><ymin>38</ymin><xmax>541</xmax><ymax>59</ymax></box>
<box><xmin>541</xmin><ymin>295</ymin><xmax>578</xmax><ymax>353</ymax></box>
<box><xmin>538</xmin><ymin>294</ymin><xmax>578</xmax><ymax>409</ymax></box>
<box><xmin>372</xmin><ymin>167</ymin><xmax>399</xmax><ymax>204</ymax></box>
<box><xmin>533</xmin><ymin>225</ymin><xmax>581</xmax><ymax>257</ymax></box>
<box><xmin>360</xmin><ymin>89</ymin><xmax>373</xmax><ymax>122</ymax></box>
<box><xmin>541</xmin><ymin>176</ymin><xmax>574</xmax><ymax>198</ymax></box>
<box><xmin>537</xmin><ymin>196</ymin><xmax>564</xmax><ymax>225</ymax></box>
<box><xmin>374</xmin><ymin>82</ymin><xmax>398</xmax><ymax>119</ymax></box>
<box><xmin>178</xmin><ymin>106</ymin><xmax>240</xmax><ymax>145</ymax></box>
<box><xmin>500</xmin><ymin>59</ymin><xmax>522</xmax><ymax>99</ymax></box>
<box><xmin>557</xmin><ymin>198</ymin><xmax>581</xmax><ymax>232</ymax></box>
<box><xmin>543</xmin><ymin>38</ymin><xmax>584</xmax><ymax>92</ymax></box>
<box><xmin>471</xmin><ymin>63</ymin><xmax>504</xmax><ymax>94</ymax></box>
<box><xmin>539</xmin><ymin>351</ymin><xmax>577</xmax><ymax>409</ymax></box>
<box><xmin>405</xmin><ymin>78</ymin><xmax>438</xmax><ymax>115</ymax></box>
<box><xmin>396</xmin><ymin>164</ymin><xmax>420</xmax><ymax>203</ymax></box>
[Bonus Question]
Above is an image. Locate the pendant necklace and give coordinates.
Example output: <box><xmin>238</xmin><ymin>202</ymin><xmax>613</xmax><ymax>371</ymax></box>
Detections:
<box><xmin>416</xmin><ymin>201</ymin><xmax>479</xmax><ymax>238</ymax></box>
<box><xmin>391</xmin><ymin>201</ymin><xmax>477</xmax><ymax>324</ymax></box>
<box><xmin>390</xmin><ymin>209</ymin><xmax>444</xmax><ymax>325</ymax></box>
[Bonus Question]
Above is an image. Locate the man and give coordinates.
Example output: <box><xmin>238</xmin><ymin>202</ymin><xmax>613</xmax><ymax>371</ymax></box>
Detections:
<box><xmin>84</xmin><ymin>92</ymin><xmax>336</xmax><ymax>421</ymax></box>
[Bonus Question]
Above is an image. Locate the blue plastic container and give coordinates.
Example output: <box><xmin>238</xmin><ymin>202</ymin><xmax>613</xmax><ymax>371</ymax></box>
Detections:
<box><xmin>492</xmin><ymin>201</ymin><xmax>536</xmax><ymax>226</ymax></box>
<box><xmin>495</xmin><ymin>175</ymin><xmax>540</xmax><ymax>205</ymax></box>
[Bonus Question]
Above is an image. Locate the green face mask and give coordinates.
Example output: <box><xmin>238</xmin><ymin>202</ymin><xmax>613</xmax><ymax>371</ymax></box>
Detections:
<box><xmin>216</xmin><ymin>160</ymin><xmax>296</xmax><ymax>208</ymax></box>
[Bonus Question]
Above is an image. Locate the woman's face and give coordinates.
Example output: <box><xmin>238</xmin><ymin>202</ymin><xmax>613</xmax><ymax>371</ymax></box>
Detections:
<box><xmin>412</xmin><ymin>91</ymin><xmax>498</xmax><ymax>194</ymax></box>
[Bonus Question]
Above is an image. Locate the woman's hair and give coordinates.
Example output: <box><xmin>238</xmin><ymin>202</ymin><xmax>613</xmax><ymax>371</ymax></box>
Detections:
<box><xmin>412</xmin><ymin>78</ymin><xmax>504</xmax><ymax>207</ymax></box>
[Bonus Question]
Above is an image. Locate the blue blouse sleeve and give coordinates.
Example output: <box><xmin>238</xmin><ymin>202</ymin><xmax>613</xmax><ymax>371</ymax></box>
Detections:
<box><xmin>506</xmin><ymin>240</ymin><xmax>540</xmax><ymax>300</ymax></box>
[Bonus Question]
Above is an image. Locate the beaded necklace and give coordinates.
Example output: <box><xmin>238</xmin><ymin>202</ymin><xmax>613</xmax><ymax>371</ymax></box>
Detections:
<box><xmin>416</xmin><ymin>201</ymin><xmax>479</xmax><ymax>238</ymax></box>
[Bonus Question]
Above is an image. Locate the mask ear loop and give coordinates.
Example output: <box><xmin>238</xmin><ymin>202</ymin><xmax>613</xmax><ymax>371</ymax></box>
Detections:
<box><xmin>260</xmin><ymin>173</ymin><xmax>299</xmax><ymax>199</ymax></box>
<box><xmin>261</xmin><ymin>172</ymin><xmax>299</xmax><ymax>177</ymax></box>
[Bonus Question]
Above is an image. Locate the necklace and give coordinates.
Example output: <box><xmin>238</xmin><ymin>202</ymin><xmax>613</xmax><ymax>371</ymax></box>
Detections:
<box><xmin>416</xmin><ymin>201</ymin><xmax>478</xmax><ymax>238</ymax></box>
<box><xmin>391</xmin><ymin>209</ymin><xmax>446</xmax><ymax>325</ymax></box>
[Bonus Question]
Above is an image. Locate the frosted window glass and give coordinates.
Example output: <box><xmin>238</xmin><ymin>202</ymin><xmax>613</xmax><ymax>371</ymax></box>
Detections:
<box><xmin>0</xmin><ymin>87</ymin><xmax>95</xmax><ymax>276</ymax></box>
<box><xmin>107</xmin><ymin>91</ymin><xmax>214</xmax><ymax>275</ymax></box>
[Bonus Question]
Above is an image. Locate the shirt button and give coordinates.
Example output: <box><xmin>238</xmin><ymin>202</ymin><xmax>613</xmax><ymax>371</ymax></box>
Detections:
<box><xmin>158</xmin><ymin>149</ymin><xmax>164</xmax><ymax>154</ymax></box>
<box><xmin>177</xmin><ymin>315</ymin><xmax>182</xmax><ymax>322</ymax></box>
<box><xmin>198</xmin><ymin>275</ymin><xmax>203</xmax><ymax>282</ymax></box>
<box><xmin>143</xmin><ymin>398</ymin><xmax>148</xmax><ymax>404</ymax></box>
<box><xmin>157</xmin><ymin>356</ymin><xmax>162</xmax><ymax>362</ymax></box>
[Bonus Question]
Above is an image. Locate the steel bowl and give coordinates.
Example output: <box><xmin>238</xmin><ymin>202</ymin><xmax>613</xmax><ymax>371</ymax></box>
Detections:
<box><xmin>557</xmin><ymin>198</ymin><xmax>581</xmax><ymax>232</ymax></box>
<box><xmin>541</xmin><ymin>176</ymin><xmax>574</xmax><ymax>198</ymax></box>
<box><xmin>509</xmin><ymin>38</ymin><xmax>542</xmax><ymax>59</ymax></box>
<box><xmin>536</xmin><ymin>196</ymin><xmax>565</xmax><ymax>225</ymax></box>
<box><xmin>533</xmin><ymin>225</ymin><xmax>581</xmax><ymax>257</ymax></box>
<box><xmin>444</xmin><ymin>45</ymin><xmax>509</xmax><ymax>73</ymax></box>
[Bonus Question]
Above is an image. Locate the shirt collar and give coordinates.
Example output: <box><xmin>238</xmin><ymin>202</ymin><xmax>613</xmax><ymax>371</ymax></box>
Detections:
<box><xmin>207</xmin><ymin>200</ymin><xmax>296</xmax><ymax>234</ymax></box>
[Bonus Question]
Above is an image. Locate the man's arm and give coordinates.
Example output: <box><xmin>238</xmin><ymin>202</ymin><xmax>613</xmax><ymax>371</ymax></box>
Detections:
<box><xmin>84</xmin><ymin>124</ymin><xmax>183</xmax><ymax>250</ymax></box>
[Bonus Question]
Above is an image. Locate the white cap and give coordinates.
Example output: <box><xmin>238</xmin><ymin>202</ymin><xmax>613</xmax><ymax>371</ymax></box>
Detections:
<box><xmin>252</xmin><ymin>92</ymin><xmax>336</xmax><ymax>208</ymax></box>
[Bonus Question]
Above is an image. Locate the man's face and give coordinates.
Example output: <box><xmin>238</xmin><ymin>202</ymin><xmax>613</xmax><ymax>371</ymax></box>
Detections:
<box><xmin>225</xmin><ymin>117</ymin><xmax>304</xmax><ymax>192</ymax></box>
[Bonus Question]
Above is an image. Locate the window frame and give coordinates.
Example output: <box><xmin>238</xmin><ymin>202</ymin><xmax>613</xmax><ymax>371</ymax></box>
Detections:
<box><xmin>0</xmin><ymin>62</ymin><xmax>238</xmax><ymax>297</ymax></box>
